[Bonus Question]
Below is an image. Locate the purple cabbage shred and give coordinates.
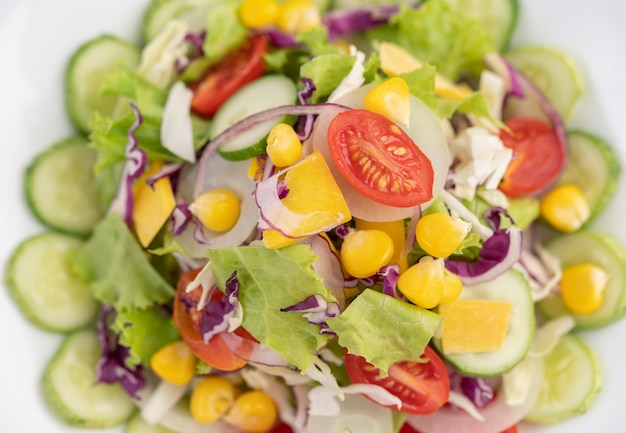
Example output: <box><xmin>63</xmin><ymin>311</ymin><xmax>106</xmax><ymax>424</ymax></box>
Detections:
<box><xmin>199</xmin><ymin>272</ymin><xmax>241</xmax><ymax>343</ymax></box>
<box><xmin>95</xmin><ymin>306</ymin><xmax>145</xmax><ymax>398</ymax></box>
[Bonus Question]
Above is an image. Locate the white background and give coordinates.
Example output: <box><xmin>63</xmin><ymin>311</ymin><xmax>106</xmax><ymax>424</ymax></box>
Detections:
<box><xmin>1</xmin><ymin>1</ymin><xmax>625</xmax><ymax>432</ymax></box>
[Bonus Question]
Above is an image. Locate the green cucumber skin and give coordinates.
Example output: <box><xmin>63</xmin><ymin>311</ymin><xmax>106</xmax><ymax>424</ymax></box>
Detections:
<box><xmin>433</xmin><ymin>269</ymin><xmax>534</xmax><ymax>377</ymax></box>
<box><xmin>42</xmin><ymin>329</ymin><xmax>136</xmax><ymax>428</ymax></box>
<box><xmin>4</xmin><ymin>232</ymin><xmax>99</xmax><ymax>333</ymax></box>
<box><xmin>65</xmin><ymin>35</ymin><xmax>140</xmax><ymax>135</ymax></box>
<box><xmin>560</xmin><ymin>130</ymin><xmax>621</xmax><ymax>227</ymax></box>
<box><xmin>524</xmin><ymin>333</ymin><xmax>602</xmax><ymax>425</ymax></box>
<box><xmin>126</xmin><ymin>412</ymin><xmax>176</xmax><ymax>433</ymax></box>
<box><xmin>539</xmin><ymin>231</ymin><xmax>626</xmax><ymax>329</ymax></box>
<box><xmin>25</xmin><ymin>136</ymin><xmax>103</xmax><ymax>237</ymax></box>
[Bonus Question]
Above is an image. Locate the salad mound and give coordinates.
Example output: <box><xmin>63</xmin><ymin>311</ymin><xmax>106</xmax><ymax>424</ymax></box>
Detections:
<box><xmin>4</xmin><ymin>0</ymin><xmax>625</xmax><ymax>432</ymax></box>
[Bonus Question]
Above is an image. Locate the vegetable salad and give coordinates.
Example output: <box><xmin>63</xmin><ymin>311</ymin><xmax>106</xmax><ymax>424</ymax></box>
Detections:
<box><xmin>2</xmin><ymin>0</ymin><xmax>626</xmax><ymax>432</ymax></box>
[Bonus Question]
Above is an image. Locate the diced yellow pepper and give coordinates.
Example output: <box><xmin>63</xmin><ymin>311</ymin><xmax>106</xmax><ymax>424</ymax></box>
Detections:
<box><xmin>378</xmin><ymin>42</ymin><xmax>473</xmax><ymax>100</ymax></box>
<box><xmin>438</xmin><ymin>299</ymin><xmax>512</xmax><ymax>354</ymax></box>
<box><xmin>132</xmin><ymin>161</ymin><xmax>177</xmax><ymax>247</ymax></box>
<box><xmin>262</xmin><ymin>151</ymin><xmax>351</xmax><ymax>249</ymax></box>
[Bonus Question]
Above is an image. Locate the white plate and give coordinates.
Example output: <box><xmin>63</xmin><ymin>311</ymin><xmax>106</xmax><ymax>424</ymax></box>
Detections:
<box><xmin>0</xmin><ymin>1</ymin><xmax>625</xmax><ymax>432</ymax></box>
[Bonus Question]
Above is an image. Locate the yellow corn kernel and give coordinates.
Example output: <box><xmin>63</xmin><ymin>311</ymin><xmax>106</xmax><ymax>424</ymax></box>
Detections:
<box><xmin>191</xmin><ymin>189</ymin><xmax>241</xmax><ymax>232</ymax></box>
<box><xmin>239</xmin><ymin>0</ymin><xmax>279</xmax><ymax>29</ymax></box>
<box><xmin>276</xmin><ymin>0</ymin><xmax>320</xmax><ymax>34</ymax></box>
<box><xmin>440</xmin><ymin>269</ymin><xmax>463</xmax><ymax>304</ymax></box>
<box><xmin>190</xmin><ymin>377</ymin><xmax>237</xmax><ymax>424</ymax></box>
<box><xmin>540</xmin><ymin>184</ymin><xmax>590</xmax><ymax>232</ymax></box>
<box><xmin>266</xmin><ymin>123</ymin><xmax>303</xmax><ymax>167</ymax></box>
<box><xmin>223</xmin><ymin>390</ymin><xmax>278</xmax><ymax>433</ymax></box>
<box><xmin>150</xmin><ymin>341</ymin><xmax>196</xmax><ymax>386</ymax></box>
<box><xmin>397</xmin><ymin>256</ymin><xmax>461</xmax><ymax>309</ymax></box>
<box><xmin>355</xmin><ymin>218</ymin><xmax>408</xmax><ymax>272</ymax></box>
<box><xmin>363</xmin><ymin>77</ymin><xmax>411</xmax><ymax>125</ymax></box>
<box><xmin>560</xmin><ymin>263</ymin><xmax>608</xmax><ymax>315</ymax></box>
<box><xmin>340</xmin><ymin>229</ymin><xmax>394</xmax><ymax>278</ymax></box>
<box><xmin>416</xmin><ymin>212</ymin><xmax>471</xmax><ymax>258</ymax></box>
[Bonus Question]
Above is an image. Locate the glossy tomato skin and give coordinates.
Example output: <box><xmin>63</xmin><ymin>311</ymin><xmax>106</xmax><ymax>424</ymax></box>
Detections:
<box><xmin>190</xmin><ymin>34</ymin><xmax>267</xmax><ymax>117</ymax></box>
<box><xmin>327</xmin><ymin>109</ymin><xmax>434</xmax><ymax>208</ymax></box>
<box><xmin>173</xmin><ymin>269</ymin><xmax>248</xmax><ymax>371</ymax></box>
<box><xmin>500</xmin><ymin>426</ymin><xmax>518</xmax><ymax>433</ymax></box>
<box><xmin>345</xmin><ymin>346</ymin><xmax>450</xmax><ymax>415</ymax></box>
<box><xmin>498</xmin><ymin>117</ymin><xmax>566</xmax><ymax>198</ymax></box>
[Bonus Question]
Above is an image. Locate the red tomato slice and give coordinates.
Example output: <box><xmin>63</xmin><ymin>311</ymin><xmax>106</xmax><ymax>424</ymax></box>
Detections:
<box><xmin>327</xmin><ymin>109</ymin><xmax>434</xmax><ymax>208</ymax></box>
<box><xmin>173</xmin><ymin>269</ymin><xmax>249</xmax><ymax>371</ymax></box>
<box><xmin>500</xmin><ymin>426</ymin><xmax>518</xmax><ymax>433</ymax></box>
<box><xmin>498</xmin><ymin>117</ymin><xmax>566</xmax><ymax>198</ymax></box>
<box><xmin>190</xmin><ymin>34</ymin><xmax>267</xmax><ymax>118</ymax></box>
<box><xmin>344</xmin><ymin>346</ymin><xmax>449</xmax><ymax>415</ymax></box>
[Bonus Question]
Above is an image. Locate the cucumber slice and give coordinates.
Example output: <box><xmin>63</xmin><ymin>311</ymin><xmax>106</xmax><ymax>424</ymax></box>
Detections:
<box><xmin>538</xmin><ymin>231</ymin><xmax>626</xmax><ymax>329</ymax></box>
<box><xmin>25</xmin><ymin>136</ymin><xmax>103</xmax><ymax>236</ymax></box>
<box><xmin>210</xmin><ymin>74</ymin><xmax>298</xmax><ymax>161</ymax></box>
<box><xmin>42</xmin><ymin>329</ymin><xmax>136</xmax><ymax>428</ymax></box>
<box><xmin>444</xmin><ymin>0</ymin><xmax>519</xmax><ymax>50</ymax></box>
<box><xmin>4</xmin><ymin>232</ymin><xmax>99</xmax><ymax>333</ymax></box>
<box><xmin>504</xmin><ymin>45</ymin><xmax>584</xmax><ymax>121</ymax></box>
<box><xmin>432</xmin><ymin>270</ymin><xmax>534</xmax><ymax>377</ymax></box>
<box><xmin>126</xmin><ymin>412</ymin><xmax>176</xmax><ymax>433</ymax></box>
<box><xmin>142</xmin><ymin>0</ymin><xmax>223</xmax><ymax>43</ymax></box>
<box><xmin>66</xmin><ymin>35</ymin><xmax>141</xmax><ymax>134</ymax></box>
<box><xmin>556</xmin><ymin>130</ymin><xmax>621</xmax><ymax>225</ymax></box>
<box><xmin>525</xmin><ymin>333</ymin><xmax>601</xmax><ymax>424</ymax></box>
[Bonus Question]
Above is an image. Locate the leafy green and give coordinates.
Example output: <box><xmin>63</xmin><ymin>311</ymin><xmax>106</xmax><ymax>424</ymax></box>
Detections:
<box><xmin>439</xmin><ymin>91</ymin><xmax>502</xmax><ymax>126</ymax></box>
<box><xmin>112</xmin><ymin>307</ymin><xmax>180</xmax><ymax>368</ymax></box>
<box><xmin>300</xmin><ymin>53</ymin><xmax>356</xmax><ymax>102</ymax></box>
<box><xmin>297</xmin><ymin>27</ymin><xmax>341</xmax><ymax>56</ymax></box>
<box><xmin>367</xmin><ymin>0</ymin><xmax>495</xmax><ymax>81</ymax></box>
<box><xmin>70</xmin><ymin>213</ymin><xmax>175</xmax><ymax>311</ymax></box>
<box><xmin>327</xmin><ymin>289</ymin><xmax>441</xmax><ymax>374</ymax></box>
<box><xmin>208</xmin><ymin>244</ymin><xmax>336</xmax><ymax>371</ymax></box>
<box><xmin>400</xmin><ymin>64</ymin><xmax>438</xmax><ymax>114</ymax></box>
<box><xmin>202</xmin><ymin>2</ymin><xmax>247</xmax><ymax>66</ymax></box>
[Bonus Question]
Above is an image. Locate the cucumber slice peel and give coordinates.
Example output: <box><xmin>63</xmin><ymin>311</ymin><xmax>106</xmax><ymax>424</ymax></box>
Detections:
<box><xmin>126</xmin><ymin>412</ymin><xmax>176</xmax><ymax>433</ymax></box>
<box><xmin>432</xmin><ymin>270</ymin><xmax>534</xmax><ymax>377</ymax></box>
<box><xmin>539</xmin><ymin>231</ymin><xmax>626</xmax><ymax>329</ymax></box>
<box><xmin>4</xmin><ymin>232</ymin><xmax>99</xmax><ymax>333</ymax></box>
<box><xmin>525</xmin><ymin>333</ymin><xmax>601</xmax><ymax>424</ymax></box>
<box><xmin>25</xmin><ymin>136</ymin><xmax>103</xmax><ymax>236</ymax></box>
<box><xmin>444</xmin><ymin>0</ymin><xmax>519</xmax><ymax>50</ymax></box>
<box><xmin>42</xmin><ymin>329</ymin><xmax>136</xmax><ymax>428</ymax></box>
<box><xmin>556</xmin><ymin>130</ymin><xmax>621</xmax><ymax>226</ymax></box>
<box><xmin>210</xmin><ymin>74</ymin><xmax>298</xmax><ymax>161</ymax></box>
<box><xmin>504</xmin><ymin>45</ymin><xmax>584</xmax><ymax>121</ymax></box>
<box><xmin>65</xmin><ymin>35</ymin><xmax>140</xmax><ymax>134</ymax></box>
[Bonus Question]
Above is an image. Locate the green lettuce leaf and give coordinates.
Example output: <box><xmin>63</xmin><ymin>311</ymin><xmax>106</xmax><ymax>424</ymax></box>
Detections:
<box><xmin>438</xmin><ymin>91</ymin><xmax>502</xmax><ymax>125</ymax></box>
<box><xmin>367</xmin><ymin>0</ymin><xmax>495</xmax><ymax>81</ymax></box>
<box><xmin>300</xmin><ymin>53</ymin><xmax>356</xmax><ymax>102</ymax></box>
<box><xmin>400</xmin><ymin>64</ymin><xmax>439</xmax><ymax>114</ymax></box>
<box><xmin>208</xmin><ymin>244</ymin><xmax>336</xmax><ymax>371</ymax></box>
<box><xmin>112</xmin><ymin>307</ymin><xmax>180</xmax><ymax>368</ymax></box>
<box><xmin>71</xmin><ymin>213</ymin><xmax>175</xmax><ymax>310</ymax></box>
<box><xmin>202</xmin><ymin>2</ymin><xmax>247</xmax><ymax>66</ymax></box>
<box><xmin>327</xmin><ymin>289</ymin><xmax>441</xmax><ymax>374</ymax></box>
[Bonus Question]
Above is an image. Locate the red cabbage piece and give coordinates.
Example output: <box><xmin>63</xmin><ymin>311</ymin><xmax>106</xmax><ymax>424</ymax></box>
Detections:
<box><xmin>199</xmin><ymin>271</ymin><xmax>240</xmax><ymax>343</ymax></box>
<box><xmin>95</xmin><ymin>305</ymin><xmax>145</xmax><ymax>397</ymax></box>
<box><xmin>281</xmin><ymin>294</ymin><xmax>340</xmax><ymax>334</ymax></box>
<box><xmin>457</xmin><ymin>375</ymin><xmax>495</xmax><ymax>408</ymax></box>
<box><xmin>295</xmin><ymin>77</ymin><xmax>317</xmax><ymax>141</ymax></box>
<box><xmin>445</xmin><ymin>207</ymin><xmax>522</xmax><ymax>285</ymax></box>
<box><xmin>322</xmin><ymin>5</ymin><xmax>404</xmax><ymax>40</ymax></box>
<box><xmin>171</xmin><ymin>203</ymin><xmax>193</xmax><ymax>236</ymax></box>
<box><xmin>107</xmin><ymin>103</ymin><xmax>147</xmax><ymax>227</ymax></box>
<box><xmin>257</xmin><ymin>28</ymin><xmax>300</xmax><ymax>48</ymax></box>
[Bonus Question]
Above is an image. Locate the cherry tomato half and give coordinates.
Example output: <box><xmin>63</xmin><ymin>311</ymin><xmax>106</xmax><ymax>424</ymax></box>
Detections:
<box><xmin>173</xmin><ymin>268</ymin><xmax>249</xmax><ymax>371</ymax></box>
<box><xmin>498</xmin><ymin>117</ymin><xmax>566</xmax><ymax>198</ymax></box>
<box><xmin>190</xmin><ymin>34</ymin><xmax>267</xmax><ymax>118</ymax></box>
<box><xmin>344</xmin><ymin>346</ymin><xmax>450</xmax><ymax>415</ymax></box>
<box><xmin>327</xmin><ymin>109</ymin><xmax>434</xmax><ymax>208</ymax></box>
